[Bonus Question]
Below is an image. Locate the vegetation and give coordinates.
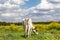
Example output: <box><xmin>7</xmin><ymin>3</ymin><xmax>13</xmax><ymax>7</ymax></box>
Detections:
<box><xmin>0</xmin><ymin>22</ymin><xmax>60</xmax><ymax>40</ymax></box>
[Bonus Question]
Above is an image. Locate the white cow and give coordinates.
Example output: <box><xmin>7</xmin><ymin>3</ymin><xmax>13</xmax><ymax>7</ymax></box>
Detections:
<box><xmin>22</xmin><ymin>18</ymin><xmax>38</xmax><ymax>38</ymax></box>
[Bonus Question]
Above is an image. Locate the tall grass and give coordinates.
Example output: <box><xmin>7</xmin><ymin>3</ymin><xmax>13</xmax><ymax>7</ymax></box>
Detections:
<box><xmin>0</xmin><ymin>22</ymin><xmax>60</xmax><ymax>40</ymax></box>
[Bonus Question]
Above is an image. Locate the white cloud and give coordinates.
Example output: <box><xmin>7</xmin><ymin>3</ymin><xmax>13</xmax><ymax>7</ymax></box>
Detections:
<box><xmin>31</xmin><ymin>10</ymin><xmax>39</xmax><ymax>13</ymax></box>
<box><xmin>1</xmin><ymin>13</ymin><xmax>18</xmax><ymax>17</ymax></box>
<box><xmin>53</xmin><ymin>4</ymin><xmax>60</xmax><ymax>9</ymax></box>
<box><xmin>47</xmin><ymin>0</ymin><xmax>60</xmax><ymax>9</ymax></box>
<box><xmin>0</xmin><ymin>0</ymin><xmax>26</xmax><ymax>8</ymax></box>
<box><xmin>0</xmin><ymin>0</ymin><xmax>29</xmax><ymax>8</ymax></box>
<box><xmin>48</xmin><ymin>0</ymin><xmax>60</xmax><ymax>2</ymax></box>
<box><xmin>36</xmin><ymin>0</ymin><xmax>54</xmax><ymax>9</ymax></box>
<box><xmin>0</xmin><ymin>0</ymin><xmax>60</xmax><ymax>22</ymax></box>
<box><xmin>0</xmin><ymin>3</ymin><xmax>18</xmax><ymax>8</ymax></box>
<box><xmin>42</xmin><ymin>15</ymin><xmax>52</xmax><ymax>19</ymax></box>
<box><xmin>29</xmin><ymin>15</ymin><xmax>54</xmax><ymax>22</ymax></box>
<box><xmin>25</xmin><ymin>0</ymin><xmax>60</xmax><ymax>22</ymax></box>
<box><xmin>15</xmin><ymin>17</ymin><xmax>22</xmax><ymax>20</ymax></box>
<box><xmin>10</xmin><ymin>0</ymin><xmax>25</xmax><ymax>5</ymax></box>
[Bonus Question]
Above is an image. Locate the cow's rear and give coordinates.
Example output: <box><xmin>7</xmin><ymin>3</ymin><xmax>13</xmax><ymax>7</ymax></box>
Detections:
<box><xmin>22</xmin><ymin>18</ymin><xmax>38</xmax><ymax>38</ymax></box>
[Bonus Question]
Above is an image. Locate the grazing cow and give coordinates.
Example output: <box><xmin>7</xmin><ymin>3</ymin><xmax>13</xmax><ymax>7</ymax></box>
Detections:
<box><xmin>22</xmin><ymin>18</ymin><xmax>38</xmax><ymax>38</ymax></box>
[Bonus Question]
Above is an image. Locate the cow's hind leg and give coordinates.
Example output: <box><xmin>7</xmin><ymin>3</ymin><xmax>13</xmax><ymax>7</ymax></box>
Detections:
<box><xmin>24</xmin><ymin>26</ymin><xmax>28</xmax><ymax>38</ymax></box>
<box><xmin>27</xmin><ymin>28</ymin><xmax>30</xmax><ymax>38</ymax></box>
<box><xmin>27</xmin><ymin>27</ymin><xmax>32</xmax><ymax>38</ymax></box>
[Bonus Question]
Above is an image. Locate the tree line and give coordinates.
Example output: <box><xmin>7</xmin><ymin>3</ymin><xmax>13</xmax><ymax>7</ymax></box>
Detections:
<box><xmin>0</xmin><ymin>21</ymin><xmax>60</xmax><ymax>26</ymax></box>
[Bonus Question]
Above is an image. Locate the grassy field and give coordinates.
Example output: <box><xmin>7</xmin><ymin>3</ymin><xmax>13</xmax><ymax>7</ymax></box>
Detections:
<box><xmin>0</xmin><ymin>22</ymin><xmax>60</xmax><ymax>40</ymax></box>
<box><xmin>0</xmin><ymin>29</ymin><xmax>60</xmax><ymax>40</ymax></box>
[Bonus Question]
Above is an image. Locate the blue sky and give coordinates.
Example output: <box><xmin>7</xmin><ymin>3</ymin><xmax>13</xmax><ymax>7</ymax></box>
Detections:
<box><xmin>21</xmin><ymin>0</ymin><xmax>41</xmax><ymax>9</ymax></box>
<box><xmin>0</xmin><ymin>0</ymin><xmax>60</xmax><ymax>22</ymax></box>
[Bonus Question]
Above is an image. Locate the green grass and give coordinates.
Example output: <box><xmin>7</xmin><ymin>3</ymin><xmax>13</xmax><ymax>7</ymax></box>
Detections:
<box><xmin>0</xmin><ymin>22</ymin><xmax>60</xmax><ymax>40</ymax></box>
<box><xmin>0</xmin><ymin>29</ymin><xmax>60</xmax><ymax>40</ymax></box>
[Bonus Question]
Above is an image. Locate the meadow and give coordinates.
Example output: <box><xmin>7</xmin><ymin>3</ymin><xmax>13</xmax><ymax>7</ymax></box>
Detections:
<box><xmin>0</xmin><ymin>22</ymin><xmax>60</xmax><ymax>40</ymax></box>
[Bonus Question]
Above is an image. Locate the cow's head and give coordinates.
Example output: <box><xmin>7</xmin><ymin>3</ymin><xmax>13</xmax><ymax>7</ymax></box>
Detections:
<box><xmin>33</xmin><ymin>27</ymin><xmax>38</xmax><ymax>35</ymax></box>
